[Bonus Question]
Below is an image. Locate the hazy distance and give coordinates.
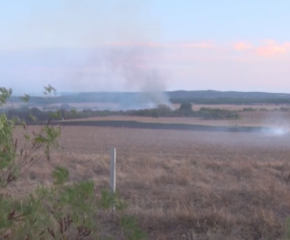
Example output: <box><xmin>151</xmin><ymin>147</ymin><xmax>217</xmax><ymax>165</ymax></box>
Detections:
<box><xmin>1</xmin><ymin>1</ymin><xmax>290</xmax><ymax>94</ymax></box>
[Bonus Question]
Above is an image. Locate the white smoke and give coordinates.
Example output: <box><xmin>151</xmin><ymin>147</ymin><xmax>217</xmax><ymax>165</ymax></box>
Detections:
<box><xmin>263</xmin><ymin>127</ymin><xmax>289</xmax><ymax>136</ymax></box>
<box><xmin>104</xmin><ymin>44</ymin><xmax>170</xmax><ymax>109</ymax></box>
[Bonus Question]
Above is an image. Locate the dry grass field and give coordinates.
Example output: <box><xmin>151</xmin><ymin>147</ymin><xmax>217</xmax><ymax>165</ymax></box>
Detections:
<box><xmin>172</xmin><ymin>104</ymin><xmax>290</xmax><ymax>111</ymax></box>
<box><xmin>46</xmin><ymin>103</ymin><xmax>290</xmax><ymax>112</ymax></box>
<box><xmin>64</xmin><ymin>110</ymin><xmax>290</xmax><ymax>128</ymax></box>
<box><xmin>35</xmin><ymin>102</ymin><xmax>290</xmax><ymax>111</ymax></box>
<box><xmin>8</xmin><ymin>114</ymin><xmax>290</xmax><ymax>239</ymax></box>
<box><xmin>3</xmin><ymin>102</ymin><xmax>285</xmax><ymax>112</ymax></box>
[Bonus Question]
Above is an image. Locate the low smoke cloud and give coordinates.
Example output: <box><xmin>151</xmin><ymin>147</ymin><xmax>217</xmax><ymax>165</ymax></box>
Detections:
<box><xmin>257</xmin><ymin>111</ymin><xmax>290</xmax><ymax>136</ymax></box>
<box><xmin>267</xmin><ymin>127</ymin><xmax>289</xmax><ymax>136</ymax></box>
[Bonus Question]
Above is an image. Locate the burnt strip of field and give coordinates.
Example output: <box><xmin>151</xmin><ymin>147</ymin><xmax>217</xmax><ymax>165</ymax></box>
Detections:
<box><xmin>46</xmin><ymin>120</ymin><xmax>270</xmax><ymax>133</ymax></box>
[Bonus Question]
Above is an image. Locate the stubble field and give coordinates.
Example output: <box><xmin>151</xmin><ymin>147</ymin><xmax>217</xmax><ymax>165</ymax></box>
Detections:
<box><xmin>10</xmin><ymin>114</ymin><xmax>290</xmax><ymax>240</ymax></box>
<box><xmin>63</xmin><ymin>110</ymin><xmax>290</xmax><ymax>128</ymax></box>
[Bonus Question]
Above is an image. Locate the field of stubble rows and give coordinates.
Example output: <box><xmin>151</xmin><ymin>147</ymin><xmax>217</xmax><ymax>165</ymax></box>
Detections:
<box><xmin>11</xmin><ymin>121</ymin><xmax>290</xmax><ymax>240</ymax></box>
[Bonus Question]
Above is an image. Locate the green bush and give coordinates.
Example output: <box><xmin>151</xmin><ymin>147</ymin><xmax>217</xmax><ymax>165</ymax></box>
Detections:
<box><xmin>197</xmin><ymin>107</ymin><xmax>239</xmax><ymax>120</ymax></box>
<box><xmin>178</xmin><ymin>102</ymin><xmax>193</xmax><ymax>116</ymax></box>
<box><xmin>242</xmin><ymin>107</ymin><xmax>256</xmax><ymax>111</ymax></box>
<box><xmin>280</xmin><ymin>107</ymin><xmax>289</xmax><ymax>112</ymax></box>
<box><xmin>0</xmin><ymin>85</ymin><xmax>147</xmax><ymax>240</ymax></box>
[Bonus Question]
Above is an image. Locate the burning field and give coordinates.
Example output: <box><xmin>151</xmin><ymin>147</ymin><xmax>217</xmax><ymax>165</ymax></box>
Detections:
<box><xmin>9</xmin><ymin>117</ymin><xmax>290</xmax><ymax>240</ymax></box>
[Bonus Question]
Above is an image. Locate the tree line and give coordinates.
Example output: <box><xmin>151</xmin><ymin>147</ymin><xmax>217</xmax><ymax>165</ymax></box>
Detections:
<box><xmin>1</xmin><ymin>102</ymin><xmax>240</xmax><ymax>122</ymax></box>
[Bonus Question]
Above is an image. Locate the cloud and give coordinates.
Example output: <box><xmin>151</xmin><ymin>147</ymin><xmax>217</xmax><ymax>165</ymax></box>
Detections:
<box><xmin>255</xmin><ymin>41</ymin><xmax>290</xmax><ymax>57</ymax></box>
<box><xmin>175</xmin><ymin>42</ymin><xmax>214</xmax><ymax>49</ymax></box>
<box><xmin>256</xmin><ymin>46</ymin><xmax>286</xmax><ymax>56</ymax></box>
<box><xmin>233</xmin><ymin>42</ymin><xmax>253</xmax><ymax>51</ymax></box>
<box><xmin>234</xmin><ymin>40</ymin><xmax>290</xmax><ymax>57</ymax></box>
<box><xmin>105</xmin><ymin>41</ymin><xmax>214</xmax><ymax>49</ymax></box>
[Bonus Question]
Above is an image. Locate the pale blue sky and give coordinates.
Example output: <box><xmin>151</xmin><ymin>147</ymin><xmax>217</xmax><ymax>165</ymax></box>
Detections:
<box><xmin>0</xmin><ymin>0</ymin><xmax>290</xmax><ymax>94</ymax></box>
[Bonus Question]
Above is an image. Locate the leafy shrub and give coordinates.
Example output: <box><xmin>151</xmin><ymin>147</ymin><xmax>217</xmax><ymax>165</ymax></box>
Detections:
<box><xmin>280</xmin><ymin>107</ymin><xmax>289</xmax><ymax>111</ymax></box>
<box><xmin>0</xmin><ymin>85</ymin><xmax>147</xmax><ymax>240</ymax></box>
<box><xmin>243</xmin><ymin>107</ymin><xmax>256</xmax><ymax>111</ymax></box>
<box><xmin>198</xmin><ymin>107</ymin><xmax>239</xmax><ymax>120</ymax></box>
<box><xmin>178</xmin><ymin>102</ymin><xmax>193</xmax><ymax>115</ymax></box>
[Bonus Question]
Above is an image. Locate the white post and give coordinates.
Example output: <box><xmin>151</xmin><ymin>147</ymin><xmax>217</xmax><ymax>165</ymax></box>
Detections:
<box><xmin>110</xmin><ymin>148</ymin><xmax>116</xmax><ymax>194</ymax></box>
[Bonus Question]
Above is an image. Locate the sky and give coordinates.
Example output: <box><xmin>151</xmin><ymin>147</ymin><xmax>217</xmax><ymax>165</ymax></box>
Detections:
<box><xmin>0</xmin><ymin>0</ymin><xmax>290</xmax><ymax>95</ymax></box>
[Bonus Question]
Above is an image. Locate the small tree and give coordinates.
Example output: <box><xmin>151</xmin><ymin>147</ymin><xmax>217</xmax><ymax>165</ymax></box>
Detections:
<box><xmin>157</xmin><ymin>104</ymin><xmax>173</xmax><ymax>116</ymax></box>
<box><xmin>178</xmin><ymin>102</ymin><xmax>193</xmax><ymax>116</ymax></box>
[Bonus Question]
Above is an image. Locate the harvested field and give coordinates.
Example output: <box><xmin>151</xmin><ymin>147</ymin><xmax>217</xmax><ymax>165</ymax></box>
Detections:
<box><xmin>18</xmin><ymin>102</ymin><xmax>289</xmax><ymax>111</ymax></box>
<box><xmin>56</xmin><ymin>119</ymin><xmax>270</xmax><ymax>133</ymax></box>
<box><xmin>173</xmin><ymin>103</ymin><xmax>290</xmax><ymax>111</ymax></box>
<box><xmin>62</xmin><ymin>110</ymin><xmax>290</xmax><ymax>128</ymax></box>
<box><xmin>10</xmin><ymin>121</ymin><xmax>290</xmax><ymax>239</ymax></box>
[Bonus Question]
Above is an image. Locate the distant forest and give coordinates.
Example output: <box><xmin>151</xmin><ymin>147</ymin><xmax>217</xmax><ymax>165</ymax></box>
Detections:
<box><xmin>7</xmin><ymin>90</ymin><xmax>290</xmax><ymax>105</ymax></box>
<box><xmin>3</xmin><ymin>90</ymin><xmax>290</xmax><ymax>122</ymax></box>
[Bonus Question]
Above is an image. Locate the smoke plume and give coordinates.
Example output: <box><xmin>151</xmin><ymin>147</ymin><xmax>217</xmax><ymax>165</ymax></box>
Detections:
<box><xmin>104</xmin><ymin>44</ymin><xmax>170</xmax><ymax>109</ymax></box>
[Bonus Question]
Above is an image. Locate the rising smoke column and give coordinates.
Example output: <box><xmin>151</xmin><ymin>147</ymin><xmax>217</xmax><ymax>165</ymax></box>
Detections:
<box><xmin>106</xmin><ymin>43</ymin><xmax>170</xmax><ymax>109</ymax></box>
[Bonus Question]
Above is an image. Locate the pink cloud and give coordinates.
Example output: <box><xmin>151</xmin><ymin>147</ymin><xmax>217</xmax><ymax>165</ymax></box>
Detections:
<box><xmin>176</xmin><ymin>42</ymin><xmax>213</xmax><ymax>49</ymax></box>
<box><xmin>105</xmin><ymin>41</ymin><xmax>214</xmax><ymax>49</ymax></box>
<box><xmin>256</xmin><ymin>46</ymin><xmax>286</xmax><ymax>56</ymax></box>
<box><xmin>234</xmin><ymin>42</ymin><xmax>253</xmax><ymax>51</ymax></box>
<box><xmin>255</xmin><ymin>41</ymin><xmax>290</xmax><ymax>57</ymax></box>
<box><xmin>233</xmin><ymin>40</ymin><xmax>290</xmax><ymax>57</ymax></box>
